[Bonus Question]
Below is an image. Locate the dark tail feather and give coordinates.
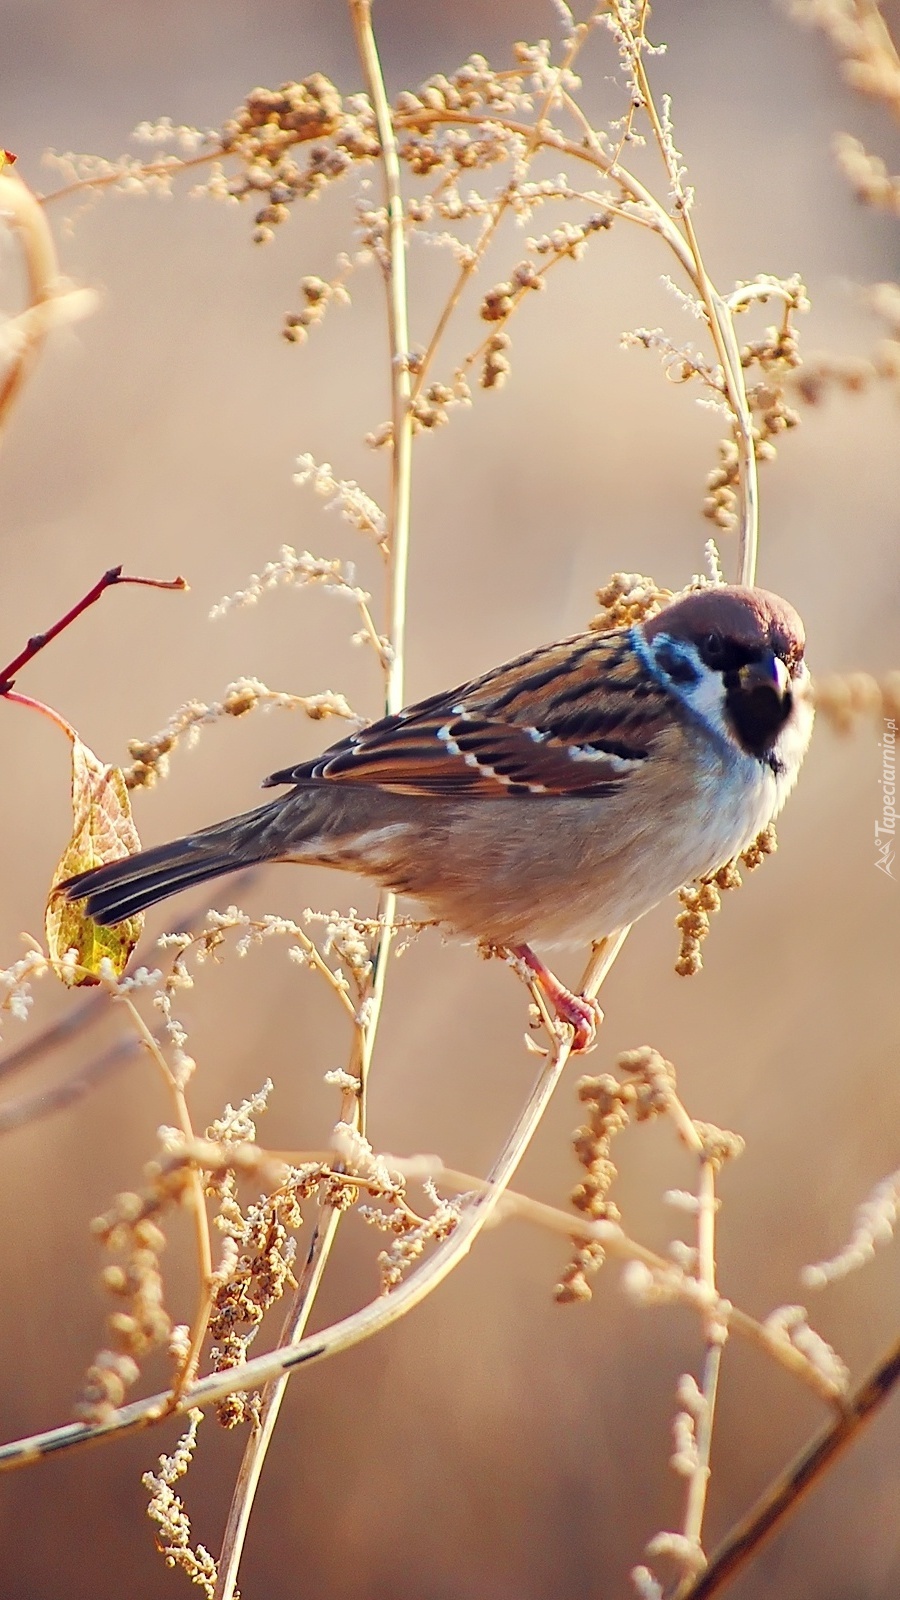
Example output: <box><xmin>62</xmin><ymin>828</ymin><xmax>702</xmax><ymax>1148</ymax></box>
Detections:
<box><xmin>69</xmin><ymin>853</ymin><xmax>242</xmax><ymax>925</ymax></box>
<box><xmin>62</xmin><ymin>800</ymin><xmax>285</xmax><ymax>926</ymax></box>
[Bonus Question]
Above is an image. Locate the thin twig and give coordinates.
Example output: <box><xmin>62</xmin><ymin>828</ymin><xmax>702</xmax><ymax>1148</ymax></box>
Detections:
<box><xmin>351</xmin><ymin>0</ymin><xmax>416</xmax><ymax>1122</ymax></box>
<box><xmin>0</xmin><ymin>172</ymin><xmax>62</xmax><ymax>439</ymax></box>
<box><xmin>611</xmin><ymin>3</ymin><xmax>759</xmax><ymax>586</ymax></box>
<box><xmin>0</xmin><ymin>992</ymin><xmax>104</xmax><ymax>1085</ymax></box>
<box><xmin>681</xmin><ymin>1331</ymin><xmax>900</xmax><ymax>1600</ymax></box>
<box><xmin>210</xmin><ymin>1199</ymin><xmax>344</xmax><ymax>1600</ymax></box>
<box><xmin>2</xmin><ymin>690</ymin><xmax>76</xmax><ymax>741</ymax></box>
<box><xmin>211</xmin><ymin>7</ymin><xmax>417</xmax><ymax>1591</ymax></box>
<box><xmin>374</xmin><ymin>1171</ymin><xmax>840</xmax><ymax>1407</ymax></box>
<box><xmin>674</xmin><ymin>1157</ymin><xmax>724</xmax><ymax>1597</ymax></box>
<box><xmin>0</xmin><ymin>932</ymin><xmax>631</xmax><ymax>1470</ymax></box>
<box><xmin>0</xmin><ymin>565</ymin><xmax>187</xmax><ymax>693</ymax></box>
<box><xmin>39</xmin><ymin>149</ymin><xmax>220</xmax><ymax>207</ymax></box>
<box><xmin>0</xmin><ymin>869</ymin><xmax>259</xmax><ymax>1093</ymax></box>
<box><xmin>409</xmin><ymin>18</ymin><xmax>597</xmax><ymax>404</ymax></box>
<box><xmin>0</xmin><ymin>1031</ymin><xmax>144</xmax><ymax>1135</ymax></box>
<box><xmin>0</xmin><ymin>1080</ymin><xmax>852</xmax><ymax>1478</ymax></box>
<box><xmin>402</xmin><ymin>93</ymin><xmax>758</xmax><ymax>583</ymax></box>
<box><xmin>396</xmin><ymin>108</ymin><xmax>698</xmax><ymax>279</ymax></box>
<box><xmin>207</xmin><ymin>1151</ymin><xmax>844</xmax><ymax>1407</ymax></box>
<box><xmin>111</xmin><ymin>991</ymin><xmax>213</xmax><ymax>1397</ymax></box>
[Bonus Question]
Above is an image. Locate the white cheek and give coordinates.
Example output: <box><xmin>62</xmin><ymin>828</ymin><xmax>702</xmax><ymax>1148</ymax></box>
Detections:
<box><xmin>677</xmin><ymin>662</ymin><xmax>732</xmax><ymax>743</ymax></box>
<box><xmin>672</xmin><ymin>656</ymin><xmax>813</xmax><ymax>853</ymax></box>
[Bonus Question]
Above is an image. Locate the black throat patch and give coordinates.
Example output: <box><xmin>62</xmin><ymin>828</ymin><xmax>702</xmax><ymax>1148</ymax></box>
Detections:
<box><xmin>724</xmin><ymin>673</ymin><xmax>793</xmax><ymax>758</ymax></box>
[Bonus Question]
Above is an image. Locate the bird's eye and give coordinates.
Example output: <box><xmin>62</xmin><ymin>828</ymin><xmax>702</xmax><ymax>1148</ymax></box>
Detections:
<box><xmin>703</xmin><ymin>631</ymin><xmax>725</xmax><ymax>664</ymax></box>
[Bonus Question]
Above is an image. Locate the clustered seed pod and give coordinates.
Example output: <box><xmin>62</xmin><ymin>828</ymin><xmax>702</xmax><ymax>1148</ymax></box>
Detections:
<box><xmin>76</xmin><ymin>1193</ymin><xmax>177</xmax><ymax>1424</ymax></box>
<box><xmin>215</xmin><ymin>77</ymin><xmax>379</xmax><ymax>242</ymax></box>
<box><xmin>554</xmin><ymin>1073</ymin><xmax>632</xmax><ymax>1305</ymax></box>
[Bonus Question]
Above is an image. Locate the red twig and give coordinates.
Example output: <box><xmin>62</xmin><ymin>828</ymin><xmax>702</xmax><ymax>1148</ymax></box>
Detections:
<box><xmin>3</xmin><ymin>690</ymin><xmax>76</xmax><ymax>741</ymax></box>
<box><xmin>0</xmin><ymin>565</ymin><xmax>188</xmax><ymax>694</ymax></box>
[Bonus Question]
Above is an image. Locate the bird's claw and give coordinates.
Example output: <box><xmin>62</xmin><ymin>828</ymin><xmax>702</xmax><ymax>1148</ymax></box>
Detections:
<box><xmin>509</xmin><ymin>943</ymin><xmax>604</xmax><ymax>1054</ymax></box>
<box><xmin>550</xmin><ymin>989</ymin><xmax>603</xmax><ymax>1053</ymax></box>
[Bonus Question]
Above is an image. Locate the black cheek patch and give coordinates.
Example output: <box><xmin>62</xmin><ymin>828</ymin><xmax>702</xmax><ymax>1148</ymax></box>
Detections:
<box><xmin>654</xmin><ymin>641</ymin><xmax>700</xmax><ymax>686</ymax></box>
<box><xmin>726</xmin><ymin>683</ymin><xmax>793</xmax><ymax>757</ymax></box>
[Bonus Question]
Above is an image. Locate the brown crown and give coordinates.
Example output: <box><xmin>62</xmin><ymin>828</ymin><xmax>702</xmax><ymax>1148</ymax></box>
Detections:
<box><xmin>643</xmin><ymin>585</ymin><xmax>805</xmax><ymax>668</ymax></box>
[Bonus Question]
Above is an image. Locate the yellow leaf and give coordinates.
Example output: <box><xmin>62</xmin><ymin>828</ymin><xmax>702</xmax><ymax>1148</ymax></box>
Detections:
<box><xmin>46</xmin><ymin>737</ymin><xmax>143</xmax><ymax>985</ymax></box>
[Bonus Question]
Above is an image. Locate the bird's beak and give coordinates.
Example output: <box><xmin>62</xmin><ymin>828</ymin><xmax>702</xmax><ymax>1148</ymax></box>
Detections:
<box><xmin>737</xmin><ymin>653</ymin><xmax>791</xmax><ymax>702</ymax></box>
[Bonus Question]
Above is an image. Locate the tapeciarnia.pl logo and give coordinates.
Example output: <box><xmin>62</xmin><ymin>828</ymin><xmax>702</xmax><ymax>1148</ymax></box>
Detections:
<box><xmin>875</xmin><ymin>717</ymin><xmax>896</xmax><ymax>879</ymax></box>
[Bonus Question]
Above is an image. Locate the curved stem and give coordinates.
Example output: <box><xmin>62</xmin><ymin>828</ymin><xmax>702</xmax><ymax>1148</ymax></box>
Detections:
<box><xmin>681</xmin><ymin>1330</ymin><xmax>900</xmax><ymax>1600</ymax></box>
<box><xmin>0</xmin><ymin>172</ymin><xmax>59</xmax><ymax>440</ymax></box>
<box><xmin>2</xmin><ymin>691</ymin><xmax>76</xmax><ymax>742</ymax></box>
<box><xmin>211</xmin><ymin>1203</ymin><xmax>342</xmax><ymax>1600</ymax></box>
<box><xmin>211</xmin><ymin>8</ymin><xmax>416</xmax><ymax>1593</ymax></box>
<box><xmin>39</xmin><ymin>149</ymin><xmax>219</xmax><ymax>207</ymax></box>
<box><xmin>674</xmin><ymin>1157</ymin><xmax>723</xmax><ymax>1596</ymax></box>
<box><xmin>410</xmin><ymin>20</ymin><xmax>596</xmax><ymax>403</ymax></box>
<box><xmin>0</xmin><ymin>932</ymin><xmax>633</xmax><ymax>1470</ymax></box>
<box><xmin>113</xmin><ymin>993</ymin><xmax>213</xmax><ymax>1396</ymax></box>
<box><xmin>614</xmin><ymin>4</ymin><xmax>759</xmax><ymax>585</ymax></box>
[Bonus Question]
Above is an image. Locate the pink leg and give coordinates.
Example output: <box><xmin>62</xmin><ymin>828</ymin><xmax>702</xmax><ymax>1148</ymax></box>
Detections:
<box><xmin>511</xmin><ymin>944</ymin><xmax>602</xmax><ymax>1054</ymax></box>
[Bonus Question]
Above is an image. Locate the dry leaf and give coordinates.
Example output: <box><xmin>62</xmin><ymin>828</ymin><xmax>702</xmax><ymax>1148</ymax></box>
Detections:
<box><xmin>46</xmin><ymin>737</ymin><xmax>143</xmax><ymax>984</ymax></box>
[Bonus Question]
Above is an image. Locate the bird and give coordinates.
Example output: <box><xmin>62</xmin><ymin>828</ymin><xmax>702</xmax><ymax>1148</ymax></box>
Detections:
<box><xmin>63</xmin><ymin>583</ymin><xmax>814</xmax><ymax>1050</ymax></box>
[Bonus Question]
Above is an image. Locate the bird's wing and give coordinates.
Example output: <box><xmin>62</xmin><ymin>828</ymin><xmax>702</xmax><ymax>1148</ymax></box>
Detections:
<box><xmin>264</xmin><ymin>630</ymin><xmax>673</xmax><ymax>799</ymax></box>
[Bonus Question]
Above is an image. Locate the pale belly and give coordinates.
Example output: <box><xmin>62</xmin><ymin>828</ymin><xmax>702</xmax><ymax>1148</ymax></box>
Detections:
<box><xmin>382</xmin><ymin>759</ymin><xmax>781</xmax><ymax>948</ymax></box>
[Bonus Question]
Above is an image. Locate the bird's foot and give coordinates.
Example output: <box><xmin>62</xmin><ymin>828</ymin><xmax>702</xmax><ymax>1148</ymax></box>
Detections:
<box><xmin>548</xmin><ymin>985</ymin><xmax>603</xmax><ymax>1054</ymax></box>
<box><xmin>510</xmin><ymin>944</ymin><xmax>603</xmax><ymax>1054</ymax></box>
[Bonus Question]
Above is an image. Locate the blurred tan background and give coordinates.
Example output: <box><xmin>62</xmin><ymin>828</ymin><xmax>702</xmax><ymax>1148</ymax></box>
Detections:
<box><xmin>1</xmin><ymin>2</ymin><xmax>899</xmax><ymax>1596</ymax></box>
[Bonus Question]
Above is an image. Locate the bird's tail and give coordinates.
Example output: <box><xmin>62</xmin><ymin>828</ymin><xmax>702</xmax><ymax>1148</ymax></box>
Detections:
<box><xmin>62</xmin><ymin>798</ymin><xmax>288</xmax><ymax>926</ymax></box>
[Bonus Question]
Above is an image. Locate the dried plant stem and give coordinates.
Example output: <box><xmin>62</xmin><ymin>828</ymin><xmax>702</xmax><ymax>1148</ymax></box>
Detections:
<box><xmin>40</xmin><ymin>149</ymin><xmax>218</xmax><ymax>208</ymax></box>
<box><xmin>0</xmin><ymin>565</ymin><xmax>187</xmax><ymax>694</ymax></box>
<box><xmin>7</xmin><ymin>1055</ymin><xmax>573</xmax><ymax>1457</ymax></box>
<box><xmin>213</xmin><ymin>8</ymin><xmax>415</xmax><ymax>1591</ymax></box>
<box><xmin>354</xmin><ymin>592</ymin><xmax>391</xmax><ymax>665</ymax></box>
<box><xmin>0</xmin><ymin>172</ymin><xmax>61</xmax><ymax>439</ymax></box>
<box><xmin>114</xmin><ymin>992</ymin><xmax>213</xmax><ymax>1395</ymax></box>
<box><xmin>27</xmin><ymin>25</ymin><xmax>761</xmax><ymax>588</ymax></box>
<box><xmin>211</xmin><ymin>1201</ymin><xmax>344</xmax><ymax>1600</ymax></box>
<box><xmin>0</xmin><ymin>1051</ymin><xmax>845</xmax><ymax>1475</ymax></box>
<box><xmin>289</xmin><ymin>929</ymin><xmax>361</xmax><ymax>1020</ymax></box>
<box><xmin>682</xmin><ymin>1331</ymin><xmax>900</xmax><ymax>1600</ymax></box>
<box><xmin>709</xmin><ymin>302</ymin><xmax>758</xmax><ymax>586</ymax></box>
<box><xmin>410</xmin><ymin>19</ymin><xmax>595</xmax><ymax>403</ymax></box>
<box><xmin>197</xmin><ymin>1144</ymin><xmax>843</xmax><ymax>1410</ymax></box>
<box><xmin>612</xmin><ymin>3</ymin><xmax>758</xmax><ymax>585</ymax></box>
<box><xmin>212</xmin><ymin>1010</ymin><xmax>363</xmax><ymax>1599</ymax></box>
<box><xmin>400</xmin><ymin>84</ymin><xmax>759</xmax><ymax>583</ymax></box>
<box><xmin>353</xmin><ymin>0</ymin><xmax>413</xmax><ymax>707</ymax></box>
<box><xmin>373</xmin><ymin>1165</ymin><xmax>839</xmax><ymax>1406</ymax></box>
<box><xmin>635</xmin><ymin>1066</ymin><xmax>727</xmax><ymax>1585</ymax></box>
<box><xmin>0</xmin><ymin>1032</ymin><xmax>144</xmax><ymax>1134</ymax></box>
<box><xmin>0</xmin><ymin>933</ymin><xmax>631</xmax><ymax>1471</ymax></box>
<box><xmin>400</xmin><ymin>108</ymin><xmax>696</xmax><ymax>273</ymax></box>
<box><xmin>674</xmin><ymin>1158</ymin><xmax>723</xmax><ymax>1596</ymax></box>
<box><xmin>725</xmin><ymin>281</ymin><xmax>797</xmax><ymax>320</ymax></box>
<box><xmin>350</xmin><ymin>0</ymin><xmax>416</xmax><ymax>1115</ymax></box>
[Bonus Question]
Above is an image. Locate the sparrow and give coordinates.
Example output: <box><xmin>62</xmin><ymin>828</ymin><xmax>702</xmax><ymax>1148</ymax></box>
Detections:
<box><xmin>63</xmin><ymin>584</ymin><xmax>813</xmax><ymax>1050</ymax></box>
